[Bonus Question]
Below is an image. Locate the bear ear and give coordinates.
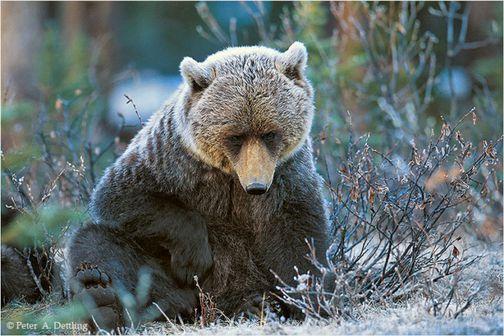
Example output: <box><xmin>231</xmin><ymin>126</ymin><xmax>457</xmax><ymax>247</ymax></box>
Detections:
<box><xmin>276</xmin><ymin>41</ymin><xmax>308</xmax><ymax>81</ymax></box>
<box><xmin>180</xmin><ymin>57</ymin><xmax>212</xmax><ymax>92</ymax></box>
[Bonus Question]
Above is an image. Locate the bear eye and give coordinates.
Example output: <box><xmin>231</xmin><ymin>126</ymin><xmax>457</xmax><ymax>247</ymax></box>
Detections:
<box><xmin>226</xmin><ymin>134</ymin><xmax>245</xmax><ymax>156</ymax></box>
<box><xmin>228</xmin><ymin>134</ymin><xmax>245</xmax><ymax>145</ymax></box>
<box><xmin>261</xmin><ymin>132</ymin><xmax>277</xmax><ymax>143</ymax></box>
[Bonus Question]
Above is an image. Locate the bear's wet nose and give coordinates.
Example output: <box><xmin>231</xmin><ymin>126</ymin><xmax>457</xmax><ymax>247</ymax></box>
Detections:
<box><xmin>245</xmin><ymin>183</ymin><xmax>268</xmax><ymax>195</ymax></box>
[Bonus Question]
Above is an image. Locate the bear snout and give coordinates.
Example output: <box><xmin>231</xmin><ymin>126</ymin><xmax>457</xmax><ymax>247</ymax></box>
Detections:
<box><xmin>245</xmin><ymin>182</ymin><xmax>268</xmax><ymax>195</ymax></box>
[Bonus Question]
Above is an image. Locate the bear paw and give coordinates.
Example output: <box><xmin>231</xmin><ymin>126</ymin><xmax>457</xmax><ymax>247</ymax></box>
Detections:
<box><xmin>71</xmin><ymin>263</ymin><xmax>123</xmax><ymax>332</ymax></box>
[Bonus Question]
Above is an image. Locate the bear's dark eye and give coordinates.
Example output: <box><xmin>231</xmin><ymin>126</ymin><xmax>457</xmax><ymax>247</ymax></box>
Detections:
<box><xmin>228</xmin><ymin>134</ymin><xmax>245</xmax><ymax>145</ymax></box>
<box><xmin>226</xmin><ymin>134</ymin><xmax>245</xmax><ymax>156</ymax></box>
<box><xmin>261</xmin><ymin>132</ymin><xmax>277</xmax><ymax>143</ymax></box>
<box><xmin>261</xmin><ymin>131</ymin><xmax>282</xmax><ymax>153</ymax></box>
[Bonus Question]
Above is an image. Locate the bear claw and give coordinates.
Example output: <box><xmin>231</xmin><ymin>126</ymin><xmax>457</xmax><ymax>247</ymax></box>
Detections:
<box><xmin>74</xmin><ymin>263</ymin><xmax>111</xmax><ymax>289</ymax></box>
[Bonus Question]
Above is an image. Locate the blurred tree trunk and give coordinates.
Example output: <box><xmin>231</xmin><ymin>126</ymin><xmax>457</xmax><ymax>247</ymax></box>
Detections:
<box><xmin>62</xmin><ymin>2</ymin><xmax>116</xmax><ymax>90</ymax></box>
<box><xmin>87</xmin><ymin>2</ymin><xmax>116</xmax><ymax>90</ymax></box>
<box><xmin>1</xmin><ymin>2</ymin><xmax>45</xmax><ymax>100</ymax></box>
<box><xmin>62</xmin><ymin>2</ymin><xmax>86</xmax><ymax>43</ymax></box>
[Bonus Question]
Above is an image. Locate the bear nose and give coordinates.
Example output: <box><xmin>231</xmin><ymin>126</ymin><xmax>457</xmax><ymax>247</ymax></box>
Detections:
<box><xmin>245</xmin><ymin>183</ymin><xmax>268</xmax><ymax>195</ymax></box>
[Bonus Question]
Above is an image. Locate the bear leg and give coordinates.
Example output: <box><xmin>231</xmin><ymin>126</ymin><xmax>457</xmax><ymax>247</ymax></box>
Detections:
<box><xmin>67</xmin><ymin>224</ymin><xmax>198</xmax><ymax>332</ymax></box>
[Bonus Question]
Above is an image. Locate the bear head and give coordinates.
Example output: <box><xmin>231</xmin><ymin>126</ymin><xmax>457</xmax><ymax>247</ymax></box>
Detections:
<box><xmin>176</xmin><ymin>42</ymin><xmax>314</xmax><ymax>195</ymax></box>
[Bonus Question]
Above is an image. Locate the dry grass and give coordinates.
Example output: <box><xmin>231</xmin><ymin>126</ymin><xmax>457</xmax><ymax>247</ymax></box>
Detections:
<box><xmin>140</xmin><ymin>248</ymin><xmax>503</xmax><ymax>335</ymax></box>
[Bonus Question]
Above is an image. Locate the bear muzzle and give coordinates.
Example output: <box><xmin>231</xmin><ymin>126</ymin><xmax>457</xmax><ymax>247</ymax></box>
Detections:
<box><xmin>233</xmin><ymin>137</ymin><xmax>276</xmax><ymax>195</ymax></box>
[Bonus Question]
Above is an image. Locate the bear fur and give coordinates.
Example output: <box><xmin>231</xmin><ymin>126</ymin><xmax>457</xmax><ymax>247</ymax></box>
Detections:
<box><xmin>1</xmin><ymin>245</ymin><xmax>41</xmax><ymax>305</ymax></box>
<box><xmin>66</xmin><ymin>42</ymin><xmax>329</xmax><ymax>330</ymax></box>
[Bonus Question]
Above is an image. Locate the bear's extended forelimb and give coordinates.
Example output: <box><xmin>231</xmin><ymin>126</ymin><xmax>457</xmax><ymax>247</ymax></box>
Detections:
<box><xmin>90</xmin><ymin>166</ymin><xmax>213</xmax><ymax>286</ymax></box>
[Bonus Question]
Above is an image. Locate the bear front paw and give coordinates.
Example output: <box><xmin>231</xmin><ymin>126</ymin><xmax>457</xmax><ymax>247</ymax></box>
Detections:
<box><xmin>70</xmin><ymin>264</ymin><xmax>123</xmax><ymax>332</ymax></box>
<box><xmin>170</xmin><ymin>243</ymin><xmax>213</xmax><ymax>286</ymax></box>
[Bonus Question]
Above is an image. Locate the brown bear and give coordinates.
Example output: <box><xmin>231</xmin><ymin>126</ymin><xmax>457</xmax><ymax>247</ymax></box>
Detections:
<box><xmin>66</xmin><ymin>42</ymin><xmax>329</xmax><ymax>330</ymax></box>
